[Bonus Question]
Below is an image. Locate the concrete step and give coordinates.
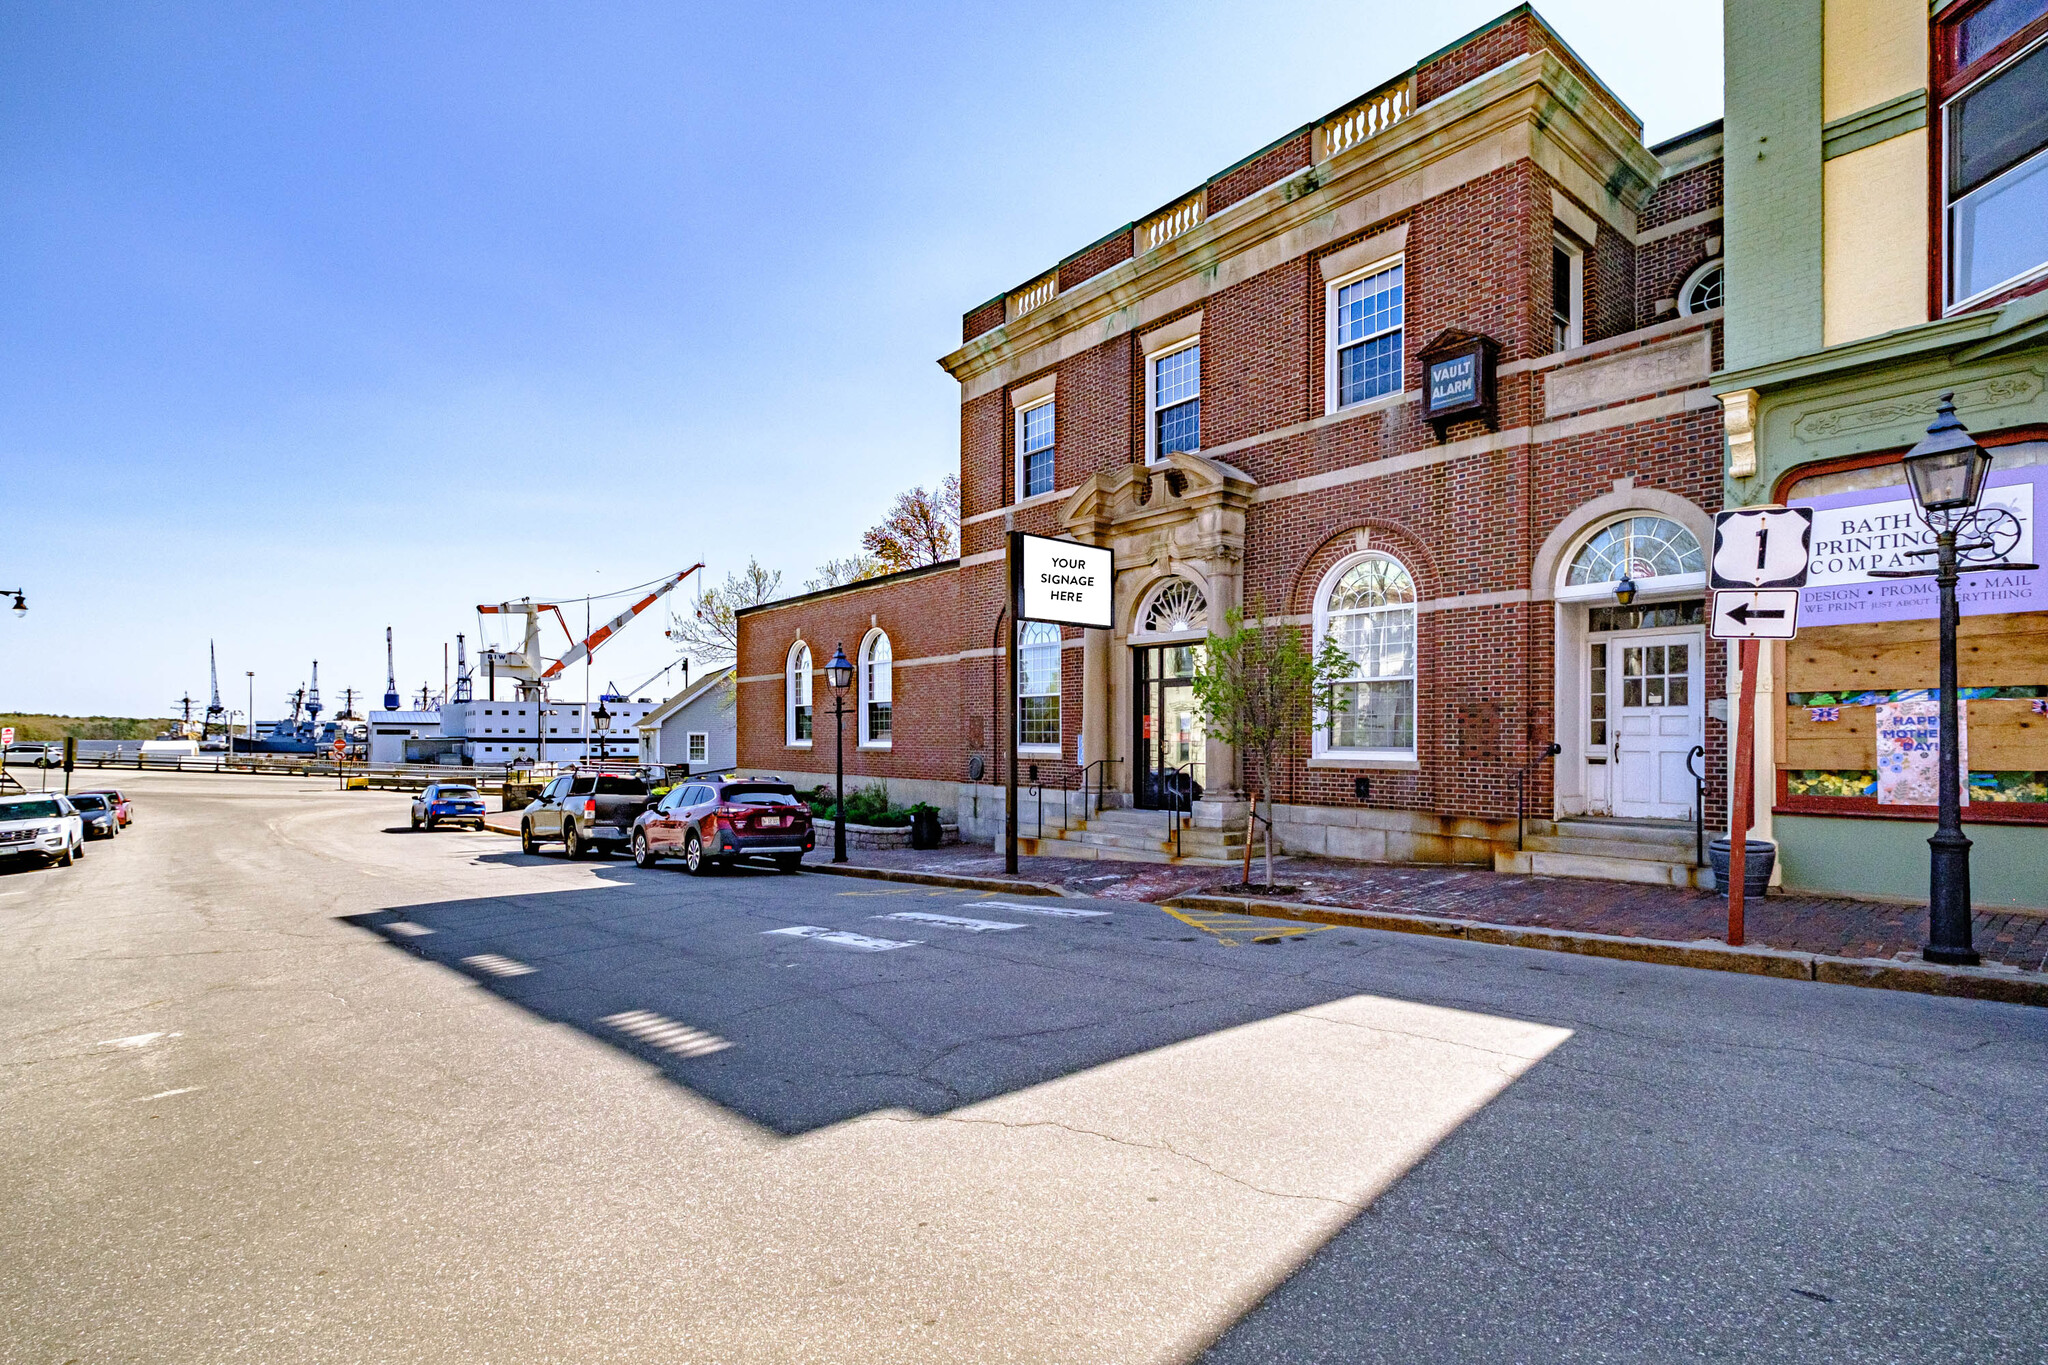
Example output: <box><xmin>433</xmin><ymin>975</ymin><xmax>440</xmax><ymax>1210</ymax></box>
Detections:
<box><xmin>1548</xmin><ymin>819</ymin><xmax>1698</xmax><ymax>850</ymax></box>
<box><xmin>1495</xmin><ymin>848</ymin><xmax>1713</xmax><ymax>889</ymax></box>
<box><xmin>1013</xmin><ymin>835</ymin><xmax>1243</xmax><ymax>867</ymax></box>
<box><xmin>1524</xmin><ymin>832</ymin><xmax>1706</xmax><ymax>862</ymax></box>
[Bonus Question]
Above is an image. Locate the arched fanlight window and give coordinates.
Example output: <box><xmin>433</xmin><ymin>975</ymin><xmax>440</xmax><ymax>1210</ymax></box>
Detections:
<box><xmin>1567</xmin><ymin>516</ymin><xmax>1704</xmax><ymax>588</ymax></box>
<box><xmin>786</xmin><ymin>642</ymin><xmax>812</xmax><ymax>744</ymax></box>
<box><xmin>1315</xmin><ymin>553</ymin><xmax>1417</xmax><ymax>757</ymax></box>
<box><xmin>1679</xmin><ymin>260</ymin><xmax>1724</xmax><ymax>315</ymax></box>
<box><xmin>1139</xmin><ymin>578</ymin><xmax>1207</xmax><ymax>635</ymax></box>
<box><xmin>859</xmin><ymin>631</ymin><xmax>893</xmax><ymax>745</ymax></box>
<box><xmin>1018</xmin><ymin>622</ymin><xmax>1061</xmax><ymax>750</ymax></box>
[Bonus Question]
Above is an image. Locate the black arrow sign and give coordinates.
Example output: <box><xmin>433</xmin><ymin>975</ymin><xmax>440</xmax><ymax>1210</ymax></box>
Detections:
<box><xmin>1725</xmin><ymin>601</ymin><xmax>1786</xmax><ymax>624</ymax></box>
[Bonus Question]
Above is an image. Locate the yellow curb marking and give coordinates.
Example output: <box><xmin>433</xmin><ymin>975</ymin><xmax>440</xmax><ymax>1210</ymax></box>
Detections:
<box><xmin>1158</xmin><ymin>904</ymin><xmax>1335</xmax><ymax>947</ymax></box>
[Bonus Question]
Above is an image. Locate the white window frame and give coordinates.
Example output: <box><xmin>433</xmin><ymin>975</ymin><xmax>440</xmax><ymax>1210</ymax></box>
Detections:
<box><xmin>785</xmin><ymin>641</ymin><xmax>813</xmax><ymax>748</ymax></box>
<box><xmin>1943</xmin><ymin>27</ymin><xmax>2048</xmax><ymax>311</ymax></box>
<box><xmin>1145</xmin><ymin>340</ymin><xmax>1201</xmax><ymax>463</ymax></box>
<box><xmin>686</xmin><ymin>731</ymin><xmax>708</xmax><ymax>764</ymax></box>
<box><xmin>1552</xmin><ymin>232</ymin><xmax>1584</xmax><ymax>352</ymax></box>
<box><xmin>1311</xmin><ymin>550</ymin><xmax>1419</xmax><ymax>763</ymax></box>
<box><xmin>1677</xmin><ymin>258</ymin><xmax>1724</xmax><ymax>316</ymax></box>
<box><xmin>858</xmin><ymin>628</ymin><xmax>893</xmax><ymax>749</ymax></box>
<box><xmin>1323</xmin><ymin>255</ymin><xmax>1405</xmax><ymax>416</ymax></box>
<box><xmin>1017</xmin><ymin>621</ymin><xmax>1063</xmax><ymax>754</ymax></box>
<box><xmin>1017</xmin><ymin>398</ymin><xmax>1056</xmax><ymax>501</ymax></box>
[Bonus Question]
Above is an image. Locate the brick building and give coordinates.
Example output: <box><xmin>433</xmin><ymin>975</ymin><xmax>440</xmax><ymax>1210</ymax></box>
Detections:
<box><xmin>739</xmin><ymin>7</ymin><xmax>1733</xmax><ymax>880</ymax></box>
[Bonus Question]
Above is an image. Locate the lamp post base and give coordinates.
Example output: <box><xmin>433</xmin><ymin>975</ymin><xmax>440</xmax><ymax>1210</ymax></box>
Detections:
<box><xmin>1923</xmin><ymin>829</ymin><xmax>1978</xmax><ymax>966</ymax></box>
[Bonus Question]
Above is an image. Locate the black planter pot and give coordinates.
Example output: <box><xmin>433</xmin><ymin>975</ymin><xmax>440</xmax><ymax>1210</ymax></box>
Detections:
<box><xmin>1708</xmin><ymin>837</ymin><xmax>1776</xmax><ymax>898</ymax></box>
<box><xmin>909</xmin><ymin>809</ymin><xmax>942</xmax><ymax>850</ymax></box>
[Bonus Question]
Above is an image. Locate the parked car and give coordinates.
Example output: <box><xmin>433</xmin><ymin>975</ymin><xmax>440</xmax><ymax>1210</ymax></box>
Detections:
<box><xmin>0</xmin><ymin>795</ymin><xmax>85</xmax><ymax>866</ymax></box>
<box><xmin>68</xmin><ymin>793</ymin><xmax>120</xmax><ymax>840</ymax></box>
<box><xmin>411</xmin><ymin>783</ymin><xmax>487</xmax><ymax>831</ymax></box>
<box><xmin>631</xmin><ymin>776</ymin><xmax>813</xmax><ymax>874</ymax></box>
<box><xmin>76</xmin><ymin>788</ymin><xmax>132</xmax><ymax>827</ymax></box>
<box><xmin>519</xmin><ymin>770</ymin><xmax>654</xmax><ymax>858</ymax></box>
<box><xmin>3</xmin><ymin>743</ymin><xmax>59</xmax><ymax>769</ymax></box>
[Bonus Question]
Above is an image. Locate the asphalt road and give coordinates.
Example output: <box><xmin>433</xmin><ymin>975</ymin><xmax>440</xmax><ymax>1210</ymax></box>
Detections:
<box><xmin>3</xmin><ymin>772</ymin><xmax>2044</xmax><ymax>1364</ymax></box>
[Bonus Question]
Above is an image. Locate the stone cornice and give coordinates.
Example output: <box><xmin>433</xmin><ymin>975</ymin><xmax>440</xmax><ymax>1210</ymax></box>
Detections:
<box><xmin>1710</xmin><ymin>302</ymin><xmax>2039</xmax><ymax>396</ymax></box>
<box><xmin>938</xmin><ymin>51</ymin><xmax>1666</xmax><ymax>392</ymax></box>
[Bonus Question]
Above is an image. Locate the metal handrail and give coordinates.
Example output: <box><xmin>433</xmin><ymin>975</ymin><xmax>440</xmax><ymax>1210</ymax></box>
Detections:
<box><xmin>1685</xmin><ymin>743</ymin><xmax>1706</xmax><ymax>868</ymax></box>
<box><xmin>1515</xmin><ymin>741</ymin><xmax>1563</xmax><ymax>852</ymax></box>
<box><xmin>1161</xmin><ymin>761</ymin><xmax>1196</xmax><ymax>858</ymax></box>
<box><xmin>1072</xmin><ymin>757</ymin><xmax>1121</xmax><ymax>824</ymax></box>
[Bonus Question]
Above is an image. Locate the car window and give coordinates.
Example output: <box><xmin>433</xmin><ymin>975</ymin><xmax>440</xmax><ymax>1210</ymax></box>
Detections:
<box><xmin>569</xmin><ymin>777</ymin><xmax>596</xmax><ymax>796</ymax></box>
<box><xmin>542</xmin><ymin>778</ymin><xmax>567</xmax><ymax>800</ymax></box>
<box><xmin>592</xmin><ymin>775</ymin><xmax>647</xmax><ymax>795</ymax></box>
<box><xmin>687</xmin><ymin>786</ymin><xmax>711</xmax><ymax>806</ymax></box>
<box><xmin>0</xmin><ymin>799</ymin><xmax>62</xmax><ymax>820</ymax></box>
<box><xmin>72</xmin><ymin>796</ymin><xmax>108</xmax><ymax>810</ymax></box>
<box><xmin>438</xmin><ymin>786</ymin><xmax>478</xmax><ymax>798</ymax></box>
<box><xmin>722</xmin><ymin>786</ymin><xmax>800</xmax><ymax>806</ymax></box>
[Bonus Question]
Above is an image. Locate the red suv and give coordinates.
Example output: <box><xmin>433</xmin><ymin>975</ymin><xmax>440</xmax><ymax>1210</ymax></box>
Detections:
<box><xmin>632</xmin><ymin>777</ymin><xmax>813</xmax><ymax>874</ymax></box>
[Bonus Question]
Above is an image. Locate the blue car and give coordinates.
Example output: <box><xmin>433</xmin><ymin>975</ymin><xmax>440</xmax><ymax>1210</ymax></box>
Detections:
<box><xmin>410</xmin><ymin>783</ymin><xmax>487</xmax><ymax>831</ymax></box>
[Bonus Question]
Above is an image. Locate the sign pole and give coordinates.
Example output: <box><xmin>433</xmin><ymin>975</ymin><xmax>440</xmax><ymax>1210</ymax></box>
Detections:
<box><xmin>1727</xmin><ymin>638</ymin><xmax>1759</xmax><ymax>946</ymax></box>
<box><xmin>1005</xmin><ymin>531</ymin><xmax>1021</xmax><ymax>876</ymax></box>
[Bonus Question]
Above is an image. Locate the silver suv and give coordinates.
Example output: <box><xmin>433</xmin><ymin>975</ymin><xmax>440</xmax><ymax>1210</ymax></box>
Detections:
<box><xmin>0</xmin><ymin>795</ymin><xmax>86</xmax><ymax>867</ymax></box>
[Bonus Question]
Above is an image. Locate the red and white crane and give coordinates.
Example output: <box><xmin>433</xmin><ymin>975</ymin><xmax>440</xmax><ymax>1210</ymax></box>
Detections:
<box><xmin>477</xmin><ymin>566</ymin><xmax>703</xmax><ymax>698</ymax></box>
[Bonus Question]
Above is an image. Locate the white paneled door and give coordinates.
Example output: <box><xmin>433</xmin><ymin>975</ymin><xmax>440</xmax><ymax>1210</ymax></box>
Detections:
<box><xmin>1610</xmin><ymin>632</ymin><xmax>1703</xmax><ymax>821</ymax></box>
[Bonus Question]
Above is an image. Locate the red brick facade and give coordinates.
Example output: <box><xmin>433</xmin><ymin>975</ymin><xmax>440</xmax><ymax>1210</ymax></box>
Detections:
<box><xmin>744</xmin><ymin>7</ymin><xmax>1731</xmax><ymax>861</ymax></box>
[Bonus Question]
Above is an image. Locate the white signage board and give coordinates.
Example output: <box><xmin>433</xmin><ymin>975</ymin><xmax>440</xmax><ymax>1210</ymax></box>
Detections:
<box><xmin>1710</xmin><ymin>588</ymin><xmax>1801</xmax><ymax>640</ymax></box>
<box><xmin>1017</xmin><ymin>534</ymin><xmax>1113</xmax><ymax>628</ymax></box>
<box><xmin>1711</xmin><ymin>507</ymin><xmax>1815</xmax><ymax>589</ymax></box>
<box><xmin>1793</xmin><ymin>471</ymin><xmax>2042</xmax><ymax>626</ymax></box>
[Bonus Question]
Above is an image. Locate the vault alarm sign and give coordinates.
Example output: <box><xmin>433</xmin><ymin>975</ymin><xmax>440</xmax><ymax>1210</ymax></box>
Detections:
<box><xmin>1015</xmin><ymin>533</ymin><xmax>1114</xmax><ymax>629</ymax></box>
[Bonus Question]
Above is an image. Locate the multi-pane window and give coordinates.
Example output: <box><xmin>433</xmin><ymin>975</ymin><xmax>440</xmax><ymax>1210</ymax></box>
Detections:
<box><xmin>787</xmin><ymin>643</ymin><xmax>812</xmax><ymax>743</ymax></box>
<box><xmin>1941</xmin><ymin>0</ymin><xmax>2048</xmax><ymax>305</ymax></box>
<box><xmin>1151</xmin><ymin>344</ymin><xmax>1200</xmax><ymax>458</ymax></box>
<box><xmin>1621</xmin><ymin>642</ymin><xmax>1690</xmax><ymax>709</ymax></box>
<box><xmin>1680</xmin><ymin>261</ymin><xmax>1724</xmax><ymax>315</ymax></box>
<box><xmin>687</xmin><ymin>732</ymin><xmax>708</xmax><ymax>764</ymax></box>
<box><xmin>1567</xmin><ymin>517</ymin><xmax>1704</xmax><ymax>588</ymax></box>
<box><xmin>1333</xmin><ymin>262</ymin><xmax>1404</xmax><ymax>407</ymax></box>
<box><xmin>860</xmin><ymin>632</ymin><xmax>892</xmax><ymax>744</ymax></box>
<box><xmin>1552</xmin><ymin>237</ymin><xmax>1583</xmax><ymax>350</ymax></box>
<box><xmin>1319</xmin><ymin>555</ymin><xmax>1417</xmax><ymax>756</ymax></box>
<box><xmin>1588</xmin><ymin>642</ymin><xmax>1608</xmax><ymax>749</ymax></box>
<box><xmin>1018</xmin><ymin>622</ymin><xmax>1061</xmax><ymax>749</ymax></box>
<box><xmin>1020</xmin><ymin>401</ymin><xmax>1055</xmax><ymax>498</ymax></box>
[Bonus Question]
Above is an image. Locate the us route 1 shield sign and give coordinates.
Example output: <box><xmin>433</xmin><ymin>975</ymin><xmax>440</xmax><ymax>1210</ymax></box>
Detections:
<box><xmin>1711</xmin><ymin>588</ymin><xmax>1801</xmax><ymax>640</ymax></box>
<box><xmin>1017</xmin><ymin>533</ymin><xmax>1113</xmax><ymax>628</ymax></box>
<box><xmin>1711</xmin><ymin>507</ymin><xmax>1814</xmax><ymax>589</ymax></box>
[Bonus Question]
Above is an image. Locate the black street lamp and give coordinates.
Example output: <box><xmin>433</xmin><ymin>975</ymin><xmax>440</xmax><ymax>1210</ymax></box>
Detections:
<box><xmin>4</xmin><ymin>589</ymin><xmax>25</xmax><ymax>617</ymax></box>
<box><xmin>1872</xmin><ymin>393</ymin><xmax>2036</xmax><ymax>966</ymax></box>
<box><xmin>824</xmin><ymin>643</ymin><xmax>855</xmax><ymax>863</ymax></box>
<box><xmin>592</xmin><ymin>700</ymin><xmax>612</xmax><ymax>765</ymax></box>
<box><xmin>1613</xmin><ymin>574</ymin><xmax>1638</xmax><ymax>607</ymax></box>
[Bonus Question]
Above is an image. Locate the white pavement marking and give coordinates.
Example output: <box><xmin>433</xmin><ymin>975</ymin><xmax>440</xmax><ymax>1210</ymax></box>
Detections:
<box><xmin>133</xmin><ymin>1088</ymin><xmax>200</xmax><ymax>1102</ymax></box>
<box><xmin>873</xmin><ymin>911</ymin><xmax>1026</xmax><ymax>933</ymax></box>
<box><xmin>100</xmin><ymin>1031</ymin><xmax>180</xmax><ymax>1048</ymax></box>
<box><xmin>386</xmin><ymin>921</ymin><xmax>434</xmax><ymax>937</ymax></box>
<box><xmin>763</xmin><ymin>925</ymin><xmax>922</xmax><ymax>952</ymax></box>
<box><xmin>962</xmin><ymin>900</ymin><xmax>1111</xmax><ymax>918</ymax></box>
<box><xmin>599</xmin><ymin>1010</ymin><xmax>733</xmax><ymax>1058</ymax></box>
<box><xmin>461</xmin><ymin>953</ymin><xmax>536</xmax><ymax>978</ymax></box>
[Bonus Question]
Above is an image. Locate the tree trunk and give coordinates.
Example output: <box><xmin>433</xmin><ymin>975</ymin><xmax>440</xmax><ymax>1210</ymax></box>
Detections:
<box><xmin>1257</xmin><ymin>748</ymin><xmax>1277</xmax><ymax>889</ymax></box>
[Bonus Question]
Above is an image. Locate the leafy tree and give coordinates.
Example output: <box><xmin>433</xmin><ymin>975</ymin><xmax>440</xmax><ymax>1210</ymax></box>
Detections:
<box><xmin>665</xmin><ymin>558</ymin><xmax>783</xmax><ymax>671</ymax></box>
<box><xmin>805</xmin><ymin>555</ymin><xmax>888</xmax><ymax>592</ymax></box>
<box><xmin>1190</xmin><ymin>605</ymin><xmax>1353</xmax><ymax>888</ymax></box>
<box><xmin>861</xmin><ymin>475</ymin><xmax>960</xmax><ymax>571</ymax></box>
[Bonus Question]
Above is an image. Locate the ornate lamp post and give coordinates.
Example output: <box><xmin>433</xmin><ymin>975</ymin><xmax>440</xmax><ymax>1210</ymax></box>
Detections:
<box><xmin>592</xmin><ymin>700</ymin><xmax>613</xmax><ymax>765</ymax></box>
<box><xmin>824</xmin><ymin>643</ymin><xmax>855</xmax><ymax>863</ymax></box>
<box><xmin>5</xmin><ymin>590</ymin><xmax>25</xmax><ymax>617</ymax></box>
<box><xmin>1872</xmin><ymin>393</ymin><xmax>2035</xmax><ymax>965</ymax></box>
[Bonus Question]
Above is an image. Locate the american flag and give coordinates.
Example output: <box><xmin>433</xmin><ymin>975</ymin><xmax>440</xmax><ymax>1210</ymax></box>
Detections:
<box><xmin>1809</xmin><ymin>706</ymin><xmax>1842</xmax><ymax>723</ymax></box>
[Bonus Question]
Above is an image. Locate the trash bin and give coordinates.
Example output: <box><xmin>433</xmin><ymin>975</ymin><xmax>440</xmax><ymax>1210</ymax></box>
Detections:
<box><xmin>1708</xmin><ymin>837</ymin><xmax>1776</xmax><ymax>898</ymax></box>
<box><xmin>909</xmin><ymin>809</ymin><xmax>942</xmax><ymax>850</ymax></box>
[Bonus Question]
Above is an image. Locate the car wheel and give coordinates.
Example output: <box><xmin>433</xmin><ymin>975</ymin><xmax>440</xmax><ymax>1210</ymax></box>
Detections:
<box><xmin>775</xmin><ymin>853</ymin><xmax>802</xmax><ymax>873</ymax></box>
<box><xmin>633</xmin><ymin>832</ymin><xmax>658</xmax><ymax>868</ymax></box>
<box><xmin>520</xmin><ymin>822</ymin><xmax>537</xmax><ymax>856</ymax></box>
<box><xmin>411</xmin><ymin>813</ymin><xmax>420</xmax><ymax>830</ymax></box>
<box><xmin>565</xmin><ymin>823</ymin><xmax>587</xmax><ymax>860</ymax></box>
<box><xmin>424</xmin><ymin>816</ymin><xmax>438</xmax><ymax>831</ymax></box>
<box><xmin>57</xmin><ymin>839</ymin><xmax>74</xmax><ymax>866</ymax></box>
<box><xmin>684</xmin><ymin>831</ymin><xmax>711</xmax><ymax>876</ymax></box>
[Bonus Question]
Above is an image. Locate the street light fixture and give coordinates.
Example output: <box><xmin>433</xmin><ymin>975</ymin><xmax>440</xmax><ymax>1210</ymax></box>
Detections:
<box><xmin>1871</xmin><ymin>393</ymin><xmax>2038</xmax><ymax>966</ymax></box>
<box><xmin>824</xmin><ymin>643</ymin><xmax>854</xmax><ymax>864</ymax></box>
<box><xmin>1613</xmin><ymin>574</ymin><xmax>1638</xmax><ymax>607</ymax></box>
<box><xmin>592</xmin><ymin>700</ymin><xmax>613</xmax><ymax>764</ymax></box>
<box><xmin>6</xmin><ymin>590</ymin><xmax>25</xmax><ymax>618</ymax></box>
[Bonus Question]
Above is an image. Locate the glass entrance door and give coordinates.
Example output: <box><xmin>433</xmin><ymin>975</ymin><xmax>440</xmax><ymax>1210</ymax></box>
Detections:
<box><xmin>1133</xmin><ymin>644</ymin><xmax>1206</xmax><ymax>810</ymax></box>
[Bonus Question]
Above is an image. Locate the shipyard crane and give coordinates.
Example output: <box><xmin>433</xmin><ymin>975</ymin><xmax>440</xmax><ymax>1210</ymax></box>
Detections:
<box><xmin>603</xmin><ymin>657</ymin><xmax>689</xmax><ymax>704</ymax></box>
<box><xmin>203</xmin><ymin>642</ymin><xmax>228</xmax><ymax>738</ymax></box>
<box><xmin>454</xmin><ymin>634</ymin><xmax>473</xmax><ymax>703</ymax></box>
<box><xmin>383</xmin><ymin>628</ymin><xmax>400</xmax><ymax>711</ymax></box>
<box><xmin>476</xmin><ymin>566</ymin><xmax>703</xmax><ymax>699</ymax></box>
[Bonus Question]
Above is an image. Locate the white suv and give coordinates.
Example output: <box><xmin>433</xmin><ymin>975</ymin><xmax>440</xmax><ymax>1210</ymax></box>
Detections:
<box><xmin>3</xmin><ymin>743</ymin><xmax>60</xmax><ymax>769</ymax></box>
<box><xmin>0</xmin><ymin>795</ymin><xmax>86</xmax><ymax>867</ymax></box>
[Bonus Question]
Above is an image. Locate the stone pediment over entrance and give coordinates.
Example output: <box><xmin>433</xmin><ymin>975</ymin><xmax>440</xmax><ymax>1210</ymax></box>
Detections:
<box><xmin>1060</xmin><ymin>450</ymin><xmax>1256</xmax><ymax>545</ymax></box>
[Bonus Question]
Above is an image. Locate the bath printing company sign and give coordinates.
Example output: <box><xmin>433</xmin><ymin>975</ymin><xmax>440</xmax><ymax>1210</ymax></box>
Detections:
<box><xmin>1790</xmin><ymin>466</ymin><xmax>2045</xmax><ymax>626</ymax></box>
<box><xmin>1015</xmin><ymin>533</ymin><xmax>1113</xmax><ymax>629</ymax></box>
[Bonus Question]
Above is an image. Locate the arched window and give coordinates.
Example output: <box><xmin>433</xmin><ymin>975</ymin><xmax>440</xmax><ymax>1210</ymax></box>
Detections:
<box><xmin>1018</xmin><ymin>622</ymin><xmax>1061</xmax><ymax>750</ymax></box>
<box><xmin>786</xmin><ymin>642</ymin><xmax>812</xmax><ymax>745</ymax></box>
<box><xmin>1566</xmin><ymin>516</ymin><xmax>1704</xmax><ymax>589</ymax></box>
<box><xmin>859</xmin><ymin>631</ymin><xmax>892</xmax><ymax>745</ymax></box>
<box><xmin>1679</xmin><ymin>260</ymin><xmax>1724</xmax><ymax>315</ymax></box>
<box><xmin>1138</xmin><ymin>577</ymin><xmax>1207</xmax><ymax>635</ymax></box>
<box><xmin>1315</xmin><ymin>553</ymin><xmax>1417</xmax><ymax>758</ymax></box>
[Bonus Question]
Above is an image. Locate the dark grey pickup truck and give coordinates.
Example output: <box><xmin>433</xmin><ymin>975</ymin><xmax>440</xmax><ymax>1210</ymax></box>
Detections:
<box><xmin>519</xmin><ymin>771</ymin><xmax>656</xmax><ymax>859</ymax></box>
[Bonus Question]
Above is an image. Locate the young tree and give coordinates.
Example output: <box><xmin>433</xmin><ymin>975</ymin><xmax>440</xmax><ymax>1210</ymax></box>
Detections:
<box><xmin>805</xmin><ymin>555</ymin><xmax>887</xmax><ymax>593</ymax></box>
<box><xmin>664</xmin><ymin>558</ymin><xmax>783</xmax><ymax>671</ymax></box>
<box><xmin>861</xmin><ymin>474</ymin><xmax>960</xmax><ymax>571</ymax></box>
<box><xmin>1190</xmin><ymin>604</ymin><xmax>1353</xmax><ymax>889</ymax></box>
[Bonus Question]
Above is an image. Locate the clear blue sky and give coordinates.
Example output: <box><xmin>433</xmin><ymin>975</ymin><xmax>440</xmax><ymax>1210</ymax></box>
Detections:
<box><xmin>1</xmin><ymin>1</ymin><xmax>1720</xmax><ymax>720</ymax></box>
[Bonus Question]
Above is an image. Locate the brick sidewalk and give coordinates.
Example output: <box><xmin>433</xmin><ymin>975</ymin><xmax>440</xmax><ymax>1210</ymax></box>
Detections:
<box><xmin>834</xmin><ymin>844</ymin><xmax>2048</xmax><ymax>974</ymax></box>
